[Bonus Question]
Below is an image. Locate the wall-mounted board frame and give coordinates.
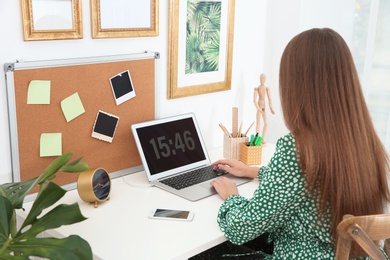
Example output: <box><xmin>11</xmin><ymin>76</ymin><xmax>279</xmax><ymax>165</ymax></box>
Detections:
<box><xmin>91</xmin><ymin>0</ymin><xmax>159</xmax><ymax>38</ymax></box>
<box><xmin>21</xmin><ymin>0</ymin><xmax>83</xmax><ymax>41</ymax></box>
<box><xmin>4</xmin><ymin>52</ymin><xmax>159</xmax><ymax>195</ymax></box>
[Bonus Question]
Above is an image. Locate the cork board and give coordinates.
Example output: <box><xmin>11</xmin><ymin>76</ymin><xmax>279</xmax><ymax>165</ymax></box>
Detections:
<box><xmin>5</xmin><ymin>52</ymin><xmax>157</xmax><ymax>187</ymax></box>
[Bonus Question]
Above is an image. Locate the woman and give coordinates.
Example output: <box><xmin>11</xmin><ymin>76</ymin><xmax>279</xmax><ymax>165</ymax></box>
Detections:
<box><xmin>210</xmin><ymin>28</ymin><xmax>390</xmax><ymax>259</ymax></box>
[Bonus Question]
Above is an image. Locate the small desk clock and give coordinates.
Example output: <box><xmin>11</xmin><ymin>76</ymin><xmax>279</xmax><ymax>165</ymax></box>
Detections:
<box><xmin>77</xmin><ymin>168</ymin><xmax>111</xmax><ymax>208</ymax></box>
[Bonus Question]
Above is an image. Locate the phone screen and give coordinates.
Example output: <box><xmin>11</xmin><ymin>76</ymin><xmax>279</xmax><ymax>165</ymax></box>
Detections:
<box><xmin>153</xmin><ymin>209</ymin><xmax>190</xmax><ymax>219</ymax></box>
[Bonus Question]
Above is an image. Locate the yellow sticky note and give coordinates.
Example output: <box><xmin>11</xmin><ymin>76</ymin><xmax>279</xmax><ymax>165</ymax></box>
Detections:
<box><xmin>27</xmin><ymin>80</ymin><xmax>51</xmax><ymax>104</ymax></box>
<box><xmin>40</xmin><ymin>133</ymin><xmax>62</xmax><ymax>157</ymax></box>
<box><xmin>61</xmin><ymin>92</ymin><xmax>85</xmax><ymax>122</ymax></box>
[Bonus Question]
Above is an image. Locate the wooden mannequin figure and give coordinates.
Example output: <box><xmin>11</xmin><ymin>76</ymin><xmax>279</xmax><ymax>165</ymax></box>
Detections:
<box><xmin>253</xmin><ymin>73</ymin><xmax>275</xmax><ymax>143</ymax></box>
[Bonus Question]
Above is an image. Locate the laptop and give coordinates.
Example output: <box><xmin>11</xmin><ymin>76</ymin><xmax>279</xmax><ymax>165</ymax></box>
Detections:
<box><xmin>131</xmin><ymin>113</ymin><xmax>252</xmax><ymax>201</ymax></box>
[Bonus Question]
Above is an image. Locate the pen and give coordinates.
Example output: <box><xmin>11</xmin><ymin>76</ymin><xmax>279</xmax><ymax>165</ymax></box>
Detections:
<box><xmin>254</xmin><ymin>136</ymin><xmax>263</xmax><ymax>146</ymax></box>
<box><xmin>249</xmin><ymin>134</ymin><xmax>255</xmax><ymax>146</ymax></box>
<box><xmin>251</xmin><ymin>133</ymin><xmax>258</xmax><ymax>146</ymax></box>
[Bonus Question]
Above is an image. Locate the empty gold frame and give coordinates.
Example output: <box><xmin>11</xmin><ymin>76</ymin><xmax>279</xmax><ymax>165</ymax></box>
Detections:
<box><xmin>21</xmin><ymin>0</ymin><xmax>83</xmax><ymax>41</ymax></box>
<box><xmin>167</xmin><ymin>0</ymin><xmax>235</xmax><ymax>99</ymax></box>
<box><xmin>91</xmin><ymin>0</ymin><xmax>159</xmax><ymax>38</ymax></box>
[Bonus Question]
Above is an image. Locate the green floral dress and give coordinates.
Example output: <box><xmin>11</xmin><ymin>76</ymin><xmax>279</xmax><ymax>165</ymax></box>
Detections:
<box><xmin>217</xmin><ymin>133</ymin><xmax>335</xmax><ymax>259</ymax></box>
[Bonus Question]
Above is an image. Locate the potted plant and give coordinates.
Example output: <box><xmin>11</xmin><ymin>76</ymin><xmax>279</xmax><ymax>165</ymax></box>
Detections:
<box><xmin>0</xmin><ymin>152</ymin><xmax>93</xmax><ymax>259</ymax></box>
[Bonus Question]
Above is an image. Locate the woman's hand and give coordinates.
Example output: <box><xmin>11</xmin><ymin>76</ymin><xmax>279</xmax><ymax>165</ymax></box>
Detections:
<box><xmin>211</xmin><ymin>177</ymin><xmax>239</xmax><ymax>200</ymax></box>
<box><xmin>212</xmin><ymin>158</ymin><xmax>259</xmax><ymax>179</ymax></box>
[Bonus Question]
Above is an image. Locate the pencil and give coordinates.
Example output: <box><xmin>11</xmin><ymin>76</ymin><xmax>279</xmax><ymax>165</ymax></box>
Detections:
<box><xmin>237</xmin><ymin>120</ymin><xmax>243</xmax><ymax>137</ymax></box>
<box><xmin>219</xmin><ymin>123</ymin><xmax>232</xmax><ymax>138</ymax></box>
<box><xmin>223</xmin><ymin>124</ymin><xmax>233</xmax><ymax>138</ymax></box>
<box><xmin>244</xmin><ymin>121</ymin><xmax>255</xmax><ymax>137</ymax></box>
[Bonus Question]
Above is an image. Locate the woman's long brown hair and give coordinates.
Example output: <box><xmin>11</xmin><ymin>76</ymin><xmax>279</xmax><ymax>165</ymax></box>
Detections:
<box><xmin>279</xmin><ymin>28</ymin><xmax>390</xmax><ymax>255</ymax></box>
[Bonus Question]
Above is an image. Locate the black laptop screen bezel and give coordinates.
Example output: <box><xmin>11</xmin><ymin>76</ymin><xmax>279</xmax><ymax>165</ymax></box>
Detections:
<box><xmin>131</xmin><ymin>113</ymin><xmax>211</xmax><ymax>181</ymax></box>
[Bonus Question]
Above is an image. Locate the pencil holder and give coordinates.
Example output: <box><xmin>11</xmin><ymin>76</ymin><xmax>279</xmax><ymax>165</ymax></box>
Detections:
<box><xmin>223</xmin><ymin>135</ymin><xmax>248</xmax><ymax>160</ymax></box>
<box><xmin>239</xmin><ymin>142</ymin><xmax>262</xmax><ymax>165</ymax></box>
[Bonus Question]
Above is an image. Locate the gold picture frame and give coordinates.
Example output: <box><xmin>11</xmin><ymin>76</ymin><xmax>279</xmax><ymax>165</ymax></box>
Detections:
<box><xmin>167</xmin><ymin>0</ymin><xmax>235</xmax><ymax>99</ymax></box>
<box><xmin>91</xmin><ymin>0</ymin><xmax>159</xmax><ymax>38</ymax></box>
<box><xmin>21</xmin><ymin>0</ymin><xmax>83</xmax><ymax>41</ymax></box>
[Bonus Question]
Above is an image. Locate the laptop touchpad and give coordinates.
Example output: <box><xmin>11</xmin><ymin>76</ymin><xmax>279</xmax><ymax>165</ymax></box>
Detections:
<box><xmin>200</xmin><ymin>181</ymin><xmax>215</xmax><ymax>190</ymax></box>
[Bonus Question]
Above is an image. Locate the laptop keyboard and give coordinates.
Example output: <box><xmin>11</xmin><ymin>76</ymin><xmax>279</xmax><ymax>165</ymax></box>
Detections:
<box><xmin>160</xmin><ymin>166</ymin><xmax>228</xmax><ymax>190</ymax></box>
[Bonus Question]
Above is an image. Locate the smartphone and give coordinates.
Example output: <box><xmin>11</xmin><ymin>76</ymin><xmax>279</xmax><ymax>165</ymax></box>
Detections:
<box><xmin>148</xmin><ymin>208</ymin><xmax>195</xmax><ymax>221</ymax></box>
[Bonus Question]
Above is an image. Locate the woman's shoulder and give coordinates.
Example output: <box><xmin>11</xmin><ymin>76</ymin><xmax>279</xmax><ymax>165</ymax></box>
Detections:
<box><xmin>263</xmin><ymin>133</ymin><xmax>300</xmax><ymax>177</ymax></box>
<box><xmin>275</xmin><ymin>133</ymin><xmax>296</xmax><ymax>151</ymax></box>
<box><xmin>277</xmin><ymin>132</ymin><xmax>294</xmax><ymax>142</ymax></box>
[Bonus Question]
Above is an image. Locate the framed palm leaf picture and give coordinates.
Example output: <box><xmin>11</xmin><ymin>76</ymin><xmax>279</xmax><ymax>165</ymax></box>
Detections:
<box><xmin>167</xmin><ymin>0</ymin><xmax>235</xmax><ymax>99</ymax></box>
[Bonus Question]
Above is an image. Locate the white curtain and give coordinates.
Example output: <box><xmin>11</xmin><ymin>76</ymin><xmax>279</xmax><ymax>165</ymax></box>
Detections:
<box><xmin>265</xmin><ymin>0</ymin><xmax>390</xmax><ymax>152</ymax></box>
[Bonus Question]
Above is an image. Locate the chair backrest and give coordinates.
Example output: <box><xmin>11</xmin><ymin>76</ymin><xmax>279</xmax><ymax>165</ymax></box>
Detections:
<box><xmin>336</xmin><ymin>214</ymin><xmax>390</xmax><ymax>260</ymax></box>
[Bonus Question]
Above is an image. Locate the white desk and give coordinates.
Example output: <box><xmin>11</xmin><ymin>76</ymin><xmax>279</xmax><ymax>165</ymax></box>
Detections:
<box><xmin>17</xmin><ymin>144</ymin><xmax>275</xmax><ymax>260</ymax></box>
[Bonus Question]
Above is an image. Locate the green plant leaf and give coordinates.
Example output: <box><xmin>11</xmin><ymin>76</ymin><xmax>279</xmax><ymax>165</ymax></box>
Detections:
<box><xmin>66</xmin><ymin>157</ymin><xmax>83</xmax><ymax>166</ymax></box>
<box><xmin>0</xmin><ymin>153</ymin><xmax>88</xmax><ymax>210</ymax></box>
<box><xmin>0</xmin><ymin>179</ymin><xmax>37</xmax><ymax>209</ymax></box>
<box><xmin>0</xmin><ymin>255</ymin><xmax>25</xmax><ymax>260</ymax></box>
<box><xmin>61</xmin><ymin>162</ymin><xmax>89</xmax><ymax>173</ymax></box>
<box><xmin>18</xmin><ymin>182</ymin><xmax>67</xmax><ymax>234</ymax></box>
<box><xmin>3</xmin><ymin>235</ymin><xmax>92</xmax><ymax>260</ymax></box>
<box><xmin>18</xmin><ymin>203</ymin><xmax>87</xmax><ymax>240</ymax></box>
<box><xmin>0</xmin><ymin>153</ymin><xmax>71</xmax><ymax>209</ymax></box>
<box><xmin>0</xmin><ymin>153</ymin><xmax>92</xmax><ymax>259</ymax></box>
<box><xmin>0</xmin><ymin>185</ymin><xmax>6</xmax><ymax>198</ymax></box>
<box><xmin>37</xmin><ymin>153</ymin><xmax>73</xmax><ymax>185</ymax></box>
<box><xmin>0</xmin><ymin>196</ymin><xmax>13</xmax><ymax>244</ymax></box>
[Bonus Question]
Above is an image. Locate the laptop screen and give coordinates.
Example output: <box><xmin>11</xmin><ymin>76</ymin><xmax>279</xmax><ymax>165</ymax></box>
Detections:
<box><xmin>131</xmin><ymin>114</ymin><xmax>210</xmax><ymax>181</ymax></box>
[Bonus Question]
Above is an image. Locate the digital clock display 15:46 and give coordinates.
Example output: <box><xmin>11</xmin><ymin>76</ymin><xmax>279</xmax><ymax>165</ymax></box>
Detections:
<box><xmin>149</xmin><ymin>130</ymin><xmax>195</xmax><ymax>159</ymax></box>
<box><xmin>135</xmin><ymin>117</ymin><xmax>206</xmax><ymax>175</ymax></box>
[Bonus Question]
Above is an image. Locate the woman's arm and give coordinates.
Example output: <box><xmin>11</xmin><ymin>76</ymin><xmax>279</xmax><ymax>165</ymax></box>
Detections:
<box><xmin>216</xmin><ymin>134</ymin><xmax>306</xmax><ymax>244</ymax></box>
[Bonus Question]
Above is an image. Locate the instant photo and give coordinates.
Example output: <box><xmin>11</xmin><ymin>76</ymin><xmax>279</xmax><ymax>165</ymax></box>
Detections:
<box><xmin>92</xmin><ymin>110</ymin><xmax>119</xmax><ymax>143</ymax></box>
<box><xmin>109</xmin><ymin>70</ymin><xmax>136</xmax><ymax>105</ymax></box>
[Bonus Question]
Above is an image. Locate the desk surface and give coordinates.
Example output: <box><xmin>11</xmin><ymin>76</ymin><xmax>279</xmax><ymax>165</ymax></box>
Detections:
<box><xmin>17</xmin><ymin>143</ymin><xmax>275</xmax><ymax>260</ymax></box>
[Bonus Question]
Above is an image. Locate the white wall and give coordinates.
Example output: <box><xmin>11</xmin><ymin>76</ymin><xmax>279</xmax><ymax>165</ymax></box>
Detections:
<box><xmin>262</xmin><ymin>0</ymin><xmax>302</xmax><ymax>141</ymax></box>
<box><xmin>0</xmin><ymin>0</ymin><xmax>289</xmax><ymax>184</ymax></box>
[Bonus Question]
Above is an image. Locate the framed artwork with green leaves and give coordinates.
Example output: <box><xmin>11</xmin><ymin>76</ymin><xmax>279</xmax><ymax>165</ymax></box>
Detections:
<box><xmin>167</xmin><ymin>0</ymin><xmax>235</xmax><ymax>99</ymax></box>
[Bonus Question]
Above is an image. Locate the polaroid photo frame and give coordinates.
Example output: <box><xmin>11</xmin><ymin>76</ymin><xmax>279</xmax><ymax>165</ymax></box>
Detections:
<box><xmin>92</xmin><ymin>110</ymin><xmax>119</xmax><ymax>143</ymax></box>
<box><xmin>109</xmin><ymin>70</ymin><xmax>136</xmax><ymax>105</ymax></box>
